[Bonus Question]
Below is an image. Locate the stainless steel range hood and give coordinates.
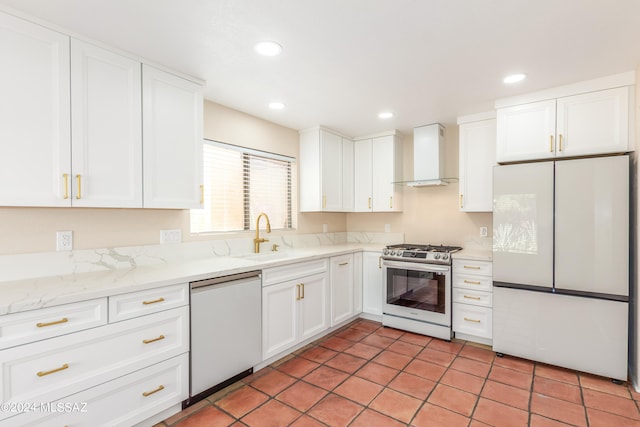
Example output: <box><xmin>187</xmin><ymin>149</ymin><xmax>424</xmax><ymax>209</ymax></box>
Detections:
<box><xmin>402</xmin><ymin>123</ymin><xmax>456</xmax><ymax>187</ymax></box>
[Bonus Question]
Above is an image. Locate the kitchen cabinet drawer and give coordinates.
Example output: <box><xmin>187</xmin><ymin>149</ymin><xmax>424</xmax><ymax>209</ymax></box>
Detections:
<box><xmin>109</xmin><ymin>283</ymin><xmax>188</xmax><ymax>322</ymax></box>
<box><xmin>453</xmin><ymin>260</ymin><xmax>492</xmax><ymax>277</ymax></box>
<box><xmin>0</xmin><ymin>306</ymin><xmax>188</xmax><ymax>414</ymax></box>
<box><xmin>0</xmin><ymin>298</ymin><xmax>107</xmax><ymax>350</ymax></box>
<box><xmin>452</xmin><ymin>288</ymin><xmax>492</xmax><ymax>308</ymax></box>
<box><xmin>452</xmin><ymin>304</ymin><xmax>492</xmax><ymax>339</ymax></box>
<box><xmin>262</xmin><ymin>259</ymin><xmax>328</xmax><ymax>286</ymax></box>
<box><xmin>1</xmin><ymin>353</ymin><xmax>188</xmax><ymax>427</ymax></box>
<box><xmin>452</xmin><ymin>273</ymin><xmax>492</xmax><ymax>292</ymax></box>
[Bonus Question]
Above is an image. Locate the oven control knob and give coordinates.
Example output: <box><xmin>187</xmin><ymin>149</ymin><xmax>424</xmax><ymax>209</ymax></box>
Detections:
<box><xmin>383</xmin><ymin>249</ymin><xmax>389</xmax><ymax>255</ymax></box>
<box><xmin>391</xmin><ymin>250</ymin><xmax>397</xmax><ymax>256</ymax></box>
<box><xmin>433</xmin><ymin>253</ymin><xmax>441</xmax><ymax>259</ymax></box>
<box><xmin>442</xmin><ymin>254</ymin><xmax>449</xmax><ymax>260</ymax></box>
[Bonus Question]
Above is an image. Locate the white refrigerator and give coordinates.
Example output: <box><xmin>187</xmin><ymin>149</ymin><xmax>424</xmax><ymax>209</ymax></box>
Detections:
<box><xmin>492</xmin><ymin>155</ymin><xmax>629</xmax><ymax>380</ymax></box>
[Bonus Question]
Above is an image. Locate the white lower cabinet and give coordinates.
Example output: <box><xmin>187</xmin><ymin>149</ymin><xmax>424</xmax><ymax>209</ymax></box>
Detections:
<box><xmin>330</xmin><ymin>254</ymin><xmax>355</xmax><ymax>326</ymax></box>
<box><xmin>452</xmin><ymin>258</ymin><xmax>493</xmax><ymax>345</ymax></box>
<box><xmin>362</xmin><ymin>251</ymin><xmax>383</xmax><ymax>317</ymax></box>
<box><xmin>262</xmin><ymin>259</ymin><xmax>330</xmax><ymax>360</ymax></box>
<box><xmin>0</xmin><ymin>284</ymin><xmax>190</xmax><ymax>426</ymax></box>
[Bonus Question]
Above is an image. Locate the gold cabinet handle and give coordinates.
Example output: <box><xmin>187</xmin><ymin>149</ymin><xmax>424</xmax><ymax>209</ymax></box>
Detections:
<box><xmin>36</xmin><ymin>317</ymin><xmax>68</xmax><ymax>328</ymax></box>
<box><xmin>37</xmin><ymin>363</ymin><xmax>69</xmax><ymax>377</ymax></box>
<box><xmin>463</xmin><ymin>280</ymin><xmax>481</xmax><ymax>285</ymax></box>
<box><xmin>62</xmin><ymin>173</ymin><xmax>69</xmax><ymax>199</ymax></box>
<box><xmin>459</xmin><ymin>194</ymin><xmax>463</xmax><ymax>208</ymax></box>
<box><xmin>142</xmin><ymin>297</ymin><xmax>165</xmax><ymax>305</ymax></box>
<box><xmin>389</xmin><ymin>197</ymin><xmax>393</xmax><ymax>209</ymax></box>
<box><xmin>559</xmin><ymin>134</ymin><xmax>563</xmax><ymax>152</ymax></box>
<box><xmin>142</xmin><ymin>385</ymin><xmax>165</xmax><ymax>397</ymax></box>
<box><xmin>463</xmin><ymin>265</ymin><xmax>481</xmax><ymax>270</ymax></box>
<box><xmin>75</xmin><ymin>174</ymin><xmax>82</xmax><ymax>199</ymax></box>
<box><xmin>200</xmin><ymin>184</ymin><xmax>204</xmax><ymax>204</ymax></box>
<box><xmin>296</xmin><ymin>284</ymin><xmax>301</xmax><ymax>301</ymax></box>
<box><xmin>339</xmin><ymin>262</ymin><xmax>349</xmax><ymax>266</ymax></box>
<box><xmin>143</xmin><ymin>335</ymin><xmax>165</xmax><ymax>344</ymax></box>
<box><xmin>368</xmin><ymin>197</ymin><xmax>372</xmax><ymax>209</ymax></box>
<box><xmin>378</xmin><ymin>256</ymin><xmax>382</xmax><ymax>269</ymax></box>
<box><xmin>322</xmin><ymin>194</ymin><xmax>326</xmax><ymax>209</ymax></box>
<box><xmin>464</xmin><ymin>317</ymin><xmax>481</xmax><ymax>323</ymax></box>
<box><xmin>549</xmin><ymin>135</ymin><xmax>554</xmax><ymax>152</ymax></box>
<box><xmin>301</xmin><ymin>283</ymin><xmax>305</xmax><ymax>299</ymax></box>
<box><xmin>463</xmin><ymin>295</ymin><xmax>481</xmax><ymax>300</ymax></box>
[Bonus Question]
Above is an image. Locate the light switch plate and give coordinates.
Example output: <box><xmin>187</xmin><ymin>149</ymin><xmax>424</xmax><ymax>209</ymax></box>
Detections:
<box><xmin>480</xmin><ymin>226</ymin><xmax>488</xmax><ymax>237</ymax></box>
<box><xmin>160</xmin><ymin>229</ymin><xmax>182</xmax><ymax>244</ymax></box>
<box><xmin>56</xmin><ymin>231</ymin><xmax>73</xmax><ymax>251</ymax></box>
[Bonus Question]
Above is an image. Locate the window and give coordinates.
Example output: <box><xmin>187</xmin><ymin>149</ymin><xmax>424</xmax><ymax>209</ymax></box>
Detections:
<box><xmin>191</xmin><ymin>140</ymin><xmax>297</xmax><ymax>233</ymax></box>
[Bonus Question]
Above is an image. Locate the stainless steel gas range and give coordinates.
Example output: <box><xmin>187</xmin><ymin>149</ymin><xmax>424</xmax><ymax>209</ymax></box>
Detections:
<box><xmin>381</xmin><ymin>244</ymin><xmax>462</xmax><ymax>340</ymax></box>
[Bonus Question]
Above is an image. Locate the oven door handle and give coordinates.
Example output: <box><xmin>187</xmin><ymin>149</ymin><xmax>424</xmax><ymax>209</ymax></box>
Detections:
<box><xmin>381</xmin><ymin>260</ymin><xmax>450</xmax><ymax>273</ymax></box>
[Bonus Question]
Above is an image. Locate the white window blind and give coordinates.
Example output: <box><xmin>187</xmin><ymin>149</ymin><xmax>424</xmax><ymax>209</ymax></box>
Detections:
<box><xmin>191</xmin><ymin>140</ymin><xmax>297</xmax><ymax>233</ymax></box>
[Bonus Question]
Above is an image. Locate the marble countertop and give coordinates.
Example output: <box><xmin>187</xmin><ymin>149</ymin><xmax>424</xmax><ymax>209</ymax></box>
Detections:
<box><xmin>0</xmin><ymin>243</ymin><xmax>385</xmax><ymax>316</ymax></box>
<box><xmin>452</xmin><ymin>249</ymin><xmax>492</xmax><ymax>262</ymax></box>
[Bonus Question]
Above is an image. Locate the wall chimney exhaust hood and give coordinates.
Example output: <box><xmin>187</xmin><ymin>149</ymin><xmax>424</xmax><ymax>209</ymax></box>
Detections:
<box><xmin>401</xmin><ymin>123</ymin><xmax>456</xmax><ymax>187</ymax></box>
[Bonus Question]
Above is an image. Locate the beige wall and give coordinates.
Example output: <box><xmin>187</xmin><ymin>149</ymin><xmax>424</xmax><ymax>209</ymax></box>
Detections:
<box><xmin>346</xmin><ymin>126</ymin><xmax>492</xmax><ymax>245</ymax></box>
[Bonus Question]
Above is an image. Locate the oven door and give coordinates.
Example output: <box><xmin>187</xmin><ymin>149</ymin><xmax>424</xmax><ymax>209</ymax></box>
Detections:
<box><xmin>382</xmin><ymin>259</ymin><xmax>451</xmax><ymax>326</ymax></box>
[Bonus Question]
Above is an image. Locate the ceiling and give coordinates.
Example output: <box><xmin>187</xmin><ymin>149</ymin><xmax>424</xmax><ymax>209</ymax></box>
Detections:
<box><xmin>2</xmin><ymin>0</ymin><xmax>640</xmax><ymax>137</ymax></box>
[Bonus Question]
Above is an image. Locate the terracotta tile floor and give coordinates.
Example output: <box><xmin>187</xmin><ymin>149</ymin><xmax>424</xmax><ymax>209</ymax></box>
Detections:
<box><xmin>158</xmin><ymin>319</ymin><xmax>640</xmax><ymax>426</ymax></box>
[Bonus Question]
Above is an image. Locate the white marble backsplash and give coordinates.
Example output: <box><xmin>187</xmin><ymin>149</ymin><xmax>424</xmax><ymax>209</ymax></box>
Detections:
<box><xmin>0</xmin><ymin>231</ymin><xmax>404</xmax><ymax>282</ymax></box>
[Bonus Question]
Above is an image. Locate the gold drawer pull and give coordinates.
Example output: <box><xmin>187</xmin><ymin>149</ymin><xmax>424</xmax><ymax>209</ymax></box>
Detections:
<box><xmin>142</xmin><ymin>297</ymin><xmax>165</xmax><ymax>305</ymax></box>
<box><xmin>464</xmin><ymin>317</ymin><xmax>481</xmax><ymax>323</ymax></box>
<box><xmin>36</xmin><ymin>317</ymin><xmax>68</xmax><ymax>328</ymax></box>
<box><xmin>463</xmin><ymin>265</ymin><xmax>481</xmax><ymax>270</ymax></box>
<box><xmin>463</xmin><ymin>280</ymin><xmax>481</xmax><ymax>285</ymax></box>
<box><xmin>463</xmin><ymin>295</ymin><xmax>481</xmax><ymax>300</ymax></box>
<box><xmin>339</xmin><ymin>262</ymin><xmax>349</xmax><ymax>266</ymax></box>
<box><xmin>142</xmin><ymin>385</ymin><xmax>165</xmax><ymax>397</ymax></box>
<box><xmin>37</xmin><ymin>363</ymin><xmax>69</xmax><ymax>377</ymax></box>
<box><xmin>143</xmin><ymin>335</ymin><xmax>165</xmax><ymax>344</ymax></box>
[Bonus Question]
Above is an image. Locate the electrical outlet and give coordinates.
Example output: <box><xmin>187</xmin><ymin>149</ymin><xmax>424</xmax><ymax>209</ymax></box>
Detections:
<box><xmin>160</xmin><ymin>229</ymin><xmax>182</xmax><ymax>244</ymax></box>
<box><xmin>480</xmin><ymin>226</ymin><xmax>488</xmax><ymax>237</ymax></box>
<box><xmin>322</xmin><ymin>224</ymin><xmax>328</xmax><ymax>233</ymax></box>
<box><xmin>56</xmin><ymin>231</ymin><xmax>73</xmax><ymax>251</ymax></box>
<box><xmin>384</xmin><ymin>224</ymin><xmax>391</xmax><ymax>232</ymax></box>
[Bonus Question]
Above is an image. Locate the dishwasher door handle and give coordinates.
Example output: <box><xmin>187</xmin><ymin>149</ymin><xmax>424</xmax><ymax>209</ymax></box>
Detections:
<box><xmin>190</xmin><ymin>271</ymin><xmax>261</xmax><ymax>291</ymax></box>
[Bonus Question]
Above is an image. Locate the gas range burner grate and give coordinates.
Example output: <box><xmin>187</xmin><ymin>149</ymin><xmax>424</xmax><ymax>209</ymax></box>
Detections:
<box><xmin>386</xmin><ymin>244</ymin><xmax>462</xmax><ymax>253</ymax></box>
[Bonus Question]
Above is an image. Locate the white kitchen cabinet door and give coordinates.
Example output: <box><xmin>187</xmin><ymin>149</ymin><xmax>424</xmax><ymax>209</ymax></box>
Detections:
<box><xmin>496</xmin><ymin>100</ymin><xmax>556</xmax><ymax>163</ymax></box>
<box><xmin>299</xmin><ymin>272</ymin><xmax>330</xmax><ymax>342</ymax></box>
<box><xmin>342</xmin><ymin>138</ymin><xmax>355</xmax><ymax>212</ymax></box>
<box><xmin>142</xmin><ymin>65</ymin><xmax>203</xmax><ymax>209</ymax></box>
<box><xmin>556</xmin><ymin>87</ymin><xmax>630</xmax><ymax>158</ymax></box>
<box><xmin>362</xmin><ymin>251</ymin><xmax>383</xmax><ymax>316</ymax></box>
<box><xmin>0</xmin><ymin>12</ymin><xmax>70</xmax><ymax>207</ymax></box>
<box><xmin>262</xmin><ymin>281</ymin><xmax>298</xmax><ymax>359</ymax></box>
<box><xmin>354</xmin><ymin>139</ymin><xmax>373</xmax><ymax>212</ymax></box>
<box><xmin>330</xmin><ymin>254</ymin><xmax>355</xmax><ymax>326</ymax></box>
<box><xmin>554</xmin><ymin>156</ymin><xmax>629</xmax><ymax>296</ymax></box>
<box><xmin>492</xmin><ymin>162</ymin><xmax>554</xmax><ymax>288</ymax></box>
<box><xmin>458</xmin><ymin>119</ymin><xmax>496</xmax><ymax>212</ymax></box>
<box><xmin>372</xmin><ymin>135</ymin><xmax>402</xmax><ymax>212</ymax></box>
<box><xmin>320</xmin><ymin>130</ymin><xmax>343</xmax><ymax>211</ymax></box>
<box><xmin>71</xmin><ymin>39</ymin><xmax>142</xmax><ymax>207</ymax></box>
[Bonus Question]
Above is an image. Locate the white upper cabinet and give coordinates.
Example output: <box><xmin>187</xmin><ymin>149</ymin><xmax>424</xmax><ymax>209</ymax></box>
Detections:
<box><xmin>458</xmin><ymin>114</ymin><xmax>496</xmax><ymax>212</ymax></box>
<box><xmin>0</xmin><ymin>12</ymin><xmax>71</xmax><ymax>207</ymax></box>
<box><xmin>496</xmin><ymin>82</ymin><xmax>633</xmax><ymax>163</ymax></box>
<box><xmin>71</xmin><ymin>39</ymin><xmax>142</xmax><ymax>207</ymax></box>
<box><xmin>142</xmin><ymin>65</ymin><xmax>203</xmax><ymax>209</ymax></box>
<box><xmin>354</xmin><ymin>133</ymin><xmax>403</xmax><ymax>212</ymax></box>
<box><xmin>299</xmin><ymin>127</ymin><xmax>353</xmax><ymax>212</ymax></box>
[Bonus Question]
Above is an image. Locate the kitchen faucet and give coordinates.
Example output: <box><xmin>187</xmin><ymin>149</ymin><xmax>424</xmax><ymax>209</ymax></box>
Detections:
<box><xmin>254</xmin><ymin>212</ymin><xmax>271</xmax><ymax>253</ymax></box>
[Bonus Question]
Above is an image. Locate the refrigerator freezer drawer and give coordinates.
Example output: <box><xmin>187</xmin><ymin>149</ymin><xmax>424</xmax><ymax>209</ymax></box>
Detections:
<box><xmin>493</xmin><ymin>287</ymin><xmax>627</xmax><ymax>380</ymax></box>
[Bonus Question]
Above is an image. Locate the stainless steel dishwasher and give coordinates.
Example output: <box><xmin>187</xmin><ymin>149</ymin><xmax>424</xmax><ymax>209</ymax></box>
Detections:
<box><xmin>186</xmin><ymin>270</ymin><xmax>262</xmax><ymax>406</ymax></box>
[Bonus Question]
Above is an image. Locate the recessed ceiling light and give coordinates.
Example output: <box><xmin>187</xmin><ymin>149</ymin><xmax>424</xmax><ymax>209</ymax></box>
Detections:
<box><xmin>269</xmin><ymin>101</ymin><xmax>285</xmax><ymax>110</ymax></box>
<box><xmin>378</xmin><ymin>112</ymin><xmax>394</xmax><ymax>119</ymax></box>
<box><xmin>503</xmin><ymin>73</ymin><xmax>526</xmax><ymax>84</ymax></box>
<box><xmin>254</xmin><ymin>41</ymin><xmax>283</xmax><ymax>56</ymax></box>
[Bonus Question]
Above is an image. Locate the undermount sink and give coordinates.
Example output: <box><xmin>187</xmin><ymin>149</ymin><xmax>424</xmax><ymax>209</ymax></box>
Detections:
<box><xmin>235</xmin><ymin>252</ymin><xmax>292</xmax><ymax>262</ymax></box>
